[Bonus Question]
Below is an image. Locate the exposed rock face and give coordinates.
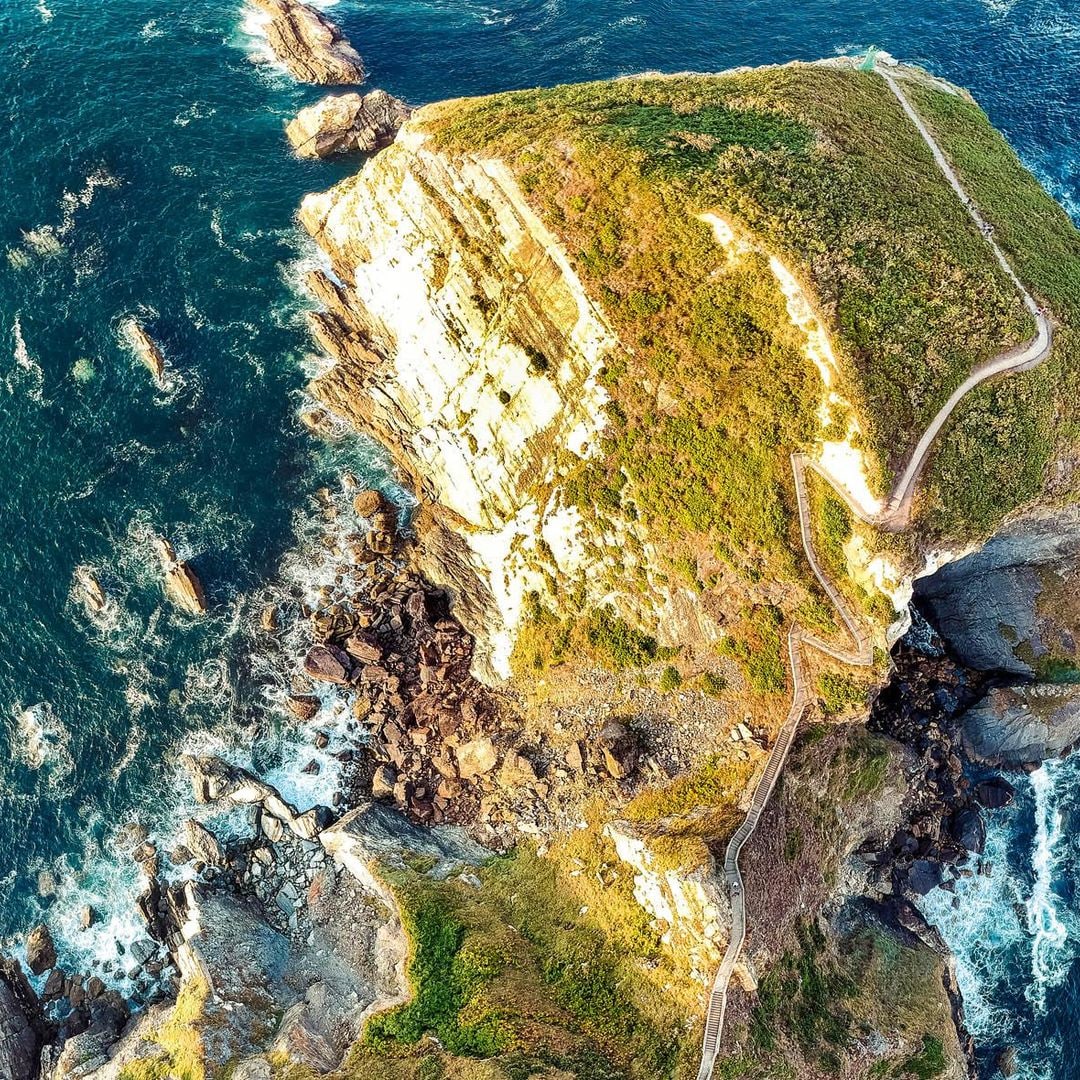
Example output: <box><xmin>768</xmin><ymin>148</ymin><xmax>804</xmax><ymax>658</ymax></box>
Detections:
<box><xmin>961</xmin><ymin>683</ymin><xmax>1080</xmax><ymax>766</ymax></box>
<box><xmin>250</xmin><ymin>0</ymin><xmax>364</xmax><ymax>85</ymax></box>
<box><xmin>0</xmin><ymin>962</ymin><xmax>40</xmax><ymax>1080</ymax></box>
<box><xmin>917</xmin><ymin>503</ymin><xmax>1080</xmax><ymax>675</ymax></box>
<box><xmin>286</xmin><ymin>91</ymin><xmax>410</xmax><ymax>159</ymax></box>
<box><xmin>298</xmin><ymin>123</ymin><xmax>709</xmax><ymax>678</ymax></box>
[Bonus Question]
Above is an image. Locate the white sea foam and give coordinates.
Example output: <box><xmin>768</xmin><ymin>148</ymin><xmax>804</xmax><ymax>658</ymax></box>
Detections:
<box><xmin>9</xmin><ymin>315</ymin><xmax>45</xmax><ymax>402</ymax></box>
<box><xmin>140</xmin><ymin>18</ymin><xmax>164</xmax><ymax>39</ymax></box>
<box><xmin>1025</xmin><ymin>763</ymin><xmax>1071</xmax><ymax>1012</ymax></box>
<box><xmin>35</xmin><ymin>0</ymin><xmax>53</xmax><ymax>23</ymax></box>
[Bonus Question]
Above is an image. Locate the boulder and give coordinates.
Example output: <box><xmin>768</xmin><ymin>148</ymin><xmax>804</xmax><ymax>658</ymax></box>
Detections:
<box><xmin>455</xmin><ymin>737</ymin><xmax>497</xmax><ymax>781</ymax></box>
<box><xmin>74</xmin><ymin>566</ymin><xmax>108</xmax><ymax>614</ymax></box>
<box><xmin>251</xmin><ymin>0</ymin><xmax>364</xmax><ymax>85</ymax></box>
<box><xmin>286</xmin><ymin>90</ymin><xmax>410</xmax><ymax>160</ymax></box>
<box><xmin>975</xmin><ymin>777</ymin><xmax>1016</xmax><ymax>809</ymax></box>
<box><xmin>25</xmin><ymin>924</ymin><xmax>56</xmax><ymax>976</ymax></box>
<box><xmin>906</xmin><ymin>859</ymin><xmax>943</xmax><ymax>896</ymax></box>
<box><xmin>287</xmin><ymin>695</ymin><xmax>320</xmax><ymax>723</ymax></box>
<box><xmin>372</xmin><ymin>765</ymin><xmax>397</xmax><ymax>801</ymax></box>
<box><xmin>79</xmin><ymin>905</ymin><xmax>96</xmax><ymax>930</ymax></box>
<box><xmin>343</xmin><ymin>630</ymin><xmax>382</xmax><ymax>665</ymax></box>
<box><xmin>154</xmin><ymin>538</ymin><xmax>208</xmax><ymax>616</ymax></box>
<box><xmin>564</xmin><ymin>741</ymin><xmax>585</xmax><ymax>771</ymax></box>
<box><xmin>949</xmin><ymin>808</ymin><xmax>987</xmax><ymax>854</ymax></box>
<box><xmin>596</xmin><ymin>720</ymin><xmax>639</xmax><ymax>779</ymax></box>
<box><xmin>303</xmin><ymin>644</ymin><xmax>352</xmax><ymax>685</ymax></box>
<box><xmin>184</xmin><ymin>820</ymin><xmax>226</xmax><ymax>867</ymax></box>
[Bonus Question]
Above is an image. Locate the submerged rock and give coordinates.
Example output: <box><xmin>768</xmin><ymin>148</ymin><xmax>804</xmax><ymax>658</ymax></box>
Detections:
<box><xmin>250</xmin><ymin>0</ymin><xmax>364</xmax><ymax>85</ymax></box>
<box><xmin>73</xmin><ymin>566</ymin><xmax>108</xmax><ymax>614</ymax></box>
<box><xmin>286</xmin><ymin>90</ymin><xmax>410</xmax><ymax>159</ymax></box>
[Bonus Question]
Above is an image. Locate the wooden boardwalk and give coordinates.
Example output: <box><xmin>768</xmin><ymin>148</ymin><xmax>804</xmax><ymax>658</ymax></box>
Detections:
<box><xmin>695</xmin><ymin>65</ymin><xmax>1052</xmax><ymax>1080</ymax></box>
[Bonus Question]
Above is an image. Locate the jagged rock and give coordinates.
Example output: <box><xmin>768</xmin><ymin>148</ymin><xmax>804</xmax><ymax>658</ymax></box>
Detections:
<box><xmin>261</xmin><ymin>604</ymin><xmax>280</xmax><ymax>632</ymax></box>
<box><xmin>564</xmin><ymin>741</ymin><xmax>585</xmax><ymax>771</ymax></box>
<box><xmin>25</xmin><ymin>924</ymin><xmax>56</xmax><ymax>975</ymax></box>
<box><xmin>961</xmin><ymin>683</ymin><xmax>1080</xmax><ymax>766</ymax></box>
<box><xmin>287</xmin><ymin>90</ymin><xmax>409</xmax><ymax>160</ymax></box>
<box><xmin>184</xmin><ymin>820</ymin><xmax>226</xmax><ymax>867</ymax></box>
<box><xmin>74</xmin><ymin>566</ymin><xmax>108</xmax><ymax>615</ymax></box>
<box><xmin>372</xmin><ymin>765</ymin><xmax>397</xmax><ymax>801</ymax></box>
<box><xmin>251</xmin><ymin>0</ymin><xmax>364</xmax><ymax>85</ymax></box>
<box><xmin>352</xmin><ymin>489</ymin><xmax>386</xmax><ymax>518</ymax></box>
<box><xmin>80</xmin><ymin>905</ymin><xmax>96</xmax><ymax>930</ymax></box>
<box><xmin>596</xmin><ymin>720</ymin><xmax>639</xmax><ymax>780</ymax></box>
<box><xmin>455</xmin><ymin>736</ymin><xmax>497</xmax><ymax>781</ymax></box>
<box><xmin>0</xmin><ymin>961</ymin><xmax>40</xmax><ymax>1080</ymax></box>
<box><xmin>287</xmin><ymin>695</ymin><xmax>320</xmax><ymax>723</ymax></box>
<box><xmin>120</xmin><ymin>317</ymin><xmax>166</xmax><ymax>383</ymax></box>
<box><xmin>975</xmin><ymin>777</ymin><xmax>1016</xmax><ymax>809</ymax></box>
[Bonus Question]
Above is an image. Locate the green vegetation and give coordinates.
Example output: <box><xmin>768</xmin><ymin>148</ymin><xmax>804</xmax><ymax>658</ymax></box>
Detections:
<box><xmin>697</xmin><ymin>671</ymin><xmax>727</xmax><ymax>696</ymax></box>
<box><xmin>511</xmin><ymin>592</ymin><xmax>674</xmax><ymax>674</ymax></box>
<box><xmin>658</xmin><ymin>665</ymin><xmax>682</xmax><ymax>692</ymax></box>
<box><xmin>718</xmin><ymin>603</ymin><xmax>787</xmax><ymax>694</ymax></box>
<box><xmin>816</xmin><ymin>670</ymin><xmax>871</xmax><ymax>716</ymax></box>
<box><xmin>119</xmin><ymin>978</ymin><xmax>209</xmax><ymax>1080</ymax></box>
<box><xmin>904</xmin><ymin>81</ymin><xmax>1080</xmax><ymax>538</ymax></box>
<box><xmin>898</xmin><ymin>1035</ymin><xmax>947</xmax><ymax>1079</ymax></box>
<box><xmin>340</xmin><ymin>838</ymin><xmax>699</xmax><ymax>1080</ymax></box>
<box><xmin>426</xmin><ymin>63</ymin><xmax>1052</xmax><ymax>584</ymax></box>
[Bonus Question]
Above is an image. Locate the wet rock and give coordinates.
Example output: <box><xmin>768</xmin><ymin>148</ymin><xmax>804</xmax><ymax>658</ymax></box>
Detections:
<box><xmin>287</xmin><ymin>695</ymin><xmax>320</xmax><ymax>722</ymax></box>
<box><xmin>998</xmin><ymin>1046</ymin><xmax>1018</xmax><ymax>1078</ymax></box>
<box><xmin>25</xmin><ymin>924</ymin><xmax>56</xmax><ymax>975</ymax></box>
<box><xmin>597</xmin><ymin>720</ymin><xmax>639</xmax><ymax>780</ymax></box>
<box><xmin>74</xmin><ymin>566</ymin><xmax>108</xmax><ymax>615</ymax></box>
<box><xmin>303</xmin><ymin>644</ymin><xmax>352</xmax><ymax>685</ymax></box>
<box><xmin>120</xmin><ymin>317</ymin><xmax>166</xmax><ymax>383</ymax></box>
<box><xmin>79</xmin><ymin>905</ymin><xmax>96</xmax><ymax>930</ymax></box>
<box><xmin>287</xmin><ymin>90</ymin><xmax>410</xmax><ymax>160</ymax></box>
<box><xmin>949</xmin><ymin>807</ymin><xmax>986</xmax><ymax>854</ymax></box>
<box><xmin>975</xmin><ymin>777</ymin><xmax>1016</xmax><ymax>809</ymax></box>
<box><xmin>906</xmin><ymin>859</ymin><xmax>944</xmax><ymax>896</ymax></box>
<box><xmin>261</xmin><ymin>604</ymin><xmax>280</xmax><ymax>632</ymax></box>
<box><xmin>250</xmin><ymin>0</ymin><xmax>364</xmax><ymax>85</ymax></box>
<box><xmin>455</xmin><ymin>737</ymin><xmax>497</xmax><ymax>781</ymax></box>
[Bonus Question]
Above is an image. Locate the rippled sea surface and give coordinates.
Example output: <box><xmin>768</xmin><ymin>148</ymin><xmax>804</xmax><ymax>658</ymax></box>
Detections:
<box><xmin>1</xmin><ymin>0</ymin><xmax>1078</xmax><ymax>1070</ymax></box>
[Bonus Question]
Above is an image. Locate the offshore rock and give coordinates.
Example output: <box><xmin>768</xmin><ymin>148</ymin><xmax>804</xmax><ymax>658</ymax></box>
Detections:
<box><xmin>251</xmin><ymin>0</ymin><xmax>364</xmax><ymax>85</ymax></box>
<box><xmin>120</xmin><ymin>317</ymin><xmax>166</xmax><ymax>384</ymax></box>
<box><xmin>975</xmin><ymin>777</ymin><xmax>1015</xmax><ymax>808</ymax></box>
<box><xmin>154</xmin><ymin>538</ymin><xmax>208</xmax><ymax>616</ymax></box>
<box><xmin>286</xmin><ymin>91</ymin><xmax>410</xmax><ymax>160</ymax></box>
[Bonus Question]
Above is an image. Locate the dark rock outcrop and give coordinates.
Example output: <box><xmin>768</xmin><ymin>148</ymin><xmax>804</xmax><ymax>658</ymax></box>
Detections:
<box><xmin>251</xmin><ymin>0</ymin><xmax>364</xmax><ymax>85</ymax></box>
<box><xmin>286</xmin><ymin>91</ymin><xmax>410</xmax><ymax>160</ymax></box>
<box><xmin>24</xmin><ymin>927</ymin><xmax>55</xmax><ymax>978</ymax></box>
<box><xmin>0</xmin><ymin>961</ymin><xmax>41</xmax><ymax>1080</ymax></box>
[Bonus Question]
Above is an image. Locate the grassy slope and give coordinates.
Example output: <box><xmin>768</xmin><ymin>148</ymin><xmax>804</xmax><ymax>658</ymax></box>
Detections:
<box><xmin>902</xmin><ymin>79</ymin><xmax>1080</xmax><ymax>536</ymax></box>
<box><xmin>417</xmin><ymin>62</ymin><xmax>1080</xmax><ymax>709</ymax></box>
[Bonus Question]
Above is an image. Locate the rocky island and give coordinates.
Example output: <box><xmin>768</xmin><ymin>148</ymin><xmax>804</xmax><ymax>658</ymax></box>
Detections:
<box><xmin>6</xmin><ymin>49</ymin><xmax>1080</xmax><ymax>1080</ymax></box>
<box><xmin>250</xmin><ymin>0</ymin><xmax>365</xmax><ymax>85</ymax></box>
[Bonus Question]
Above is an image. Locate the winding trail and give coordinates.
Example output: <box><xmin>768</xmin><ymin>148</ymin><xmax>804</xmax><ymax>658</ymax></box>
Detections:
<box><xmin>695</xmin><ymin>66</ymin><xmax>1052</xmax><ymax>1080</ymax></box>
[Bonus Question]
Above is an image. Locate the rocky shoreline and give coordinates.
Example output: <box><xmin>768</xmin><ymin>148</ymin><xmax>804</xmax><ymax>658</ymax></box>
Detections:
<box><xmin>250</xmin><ymin>0</ymin><xmax>364</xmax><ymax>85</ymax></box>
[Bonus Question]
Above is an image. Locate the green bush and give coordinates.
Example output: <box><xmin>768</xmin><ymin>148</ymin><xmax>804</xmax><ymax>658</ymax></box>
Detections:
<box><xmin>658</xmin><ymin>666</ymin><xmax>682</xmax><ymax>692</ymax></box>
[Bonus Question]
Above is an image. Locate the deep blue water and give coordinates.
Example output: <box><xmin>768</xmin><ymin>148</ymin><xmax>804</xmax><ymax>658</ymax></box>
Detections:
<box><xmin>1</xmin><ymin>0</ymin><xmax>1078</xmax><ymax>1072</ymax></box>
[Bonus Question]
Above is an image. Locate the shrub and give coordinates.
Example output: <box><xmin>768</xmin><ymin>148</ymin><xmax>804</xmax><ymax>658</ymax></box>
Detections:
<box><xmin>658</xmin><ymin>666</ymin><xmax>682</xmax><ymax>692</ymax></box>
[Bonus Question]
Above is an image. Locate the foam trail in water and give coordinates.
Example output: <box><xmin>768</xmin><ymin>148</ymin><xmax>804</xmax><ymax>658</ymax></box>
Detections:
<box><xmin>1025</xmin><ymin>762</ymin><xmax>1070</xmax><ymax>1012</ymax></box>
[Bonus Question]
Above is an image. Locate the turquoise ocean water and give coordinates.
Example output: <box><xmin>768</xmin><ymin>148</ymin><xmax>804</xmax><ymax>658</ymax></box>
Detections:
<box><xmin>1</xmin><ymin>0</ymin><xmax>1078</xmax><ymax>1074</ymax></box>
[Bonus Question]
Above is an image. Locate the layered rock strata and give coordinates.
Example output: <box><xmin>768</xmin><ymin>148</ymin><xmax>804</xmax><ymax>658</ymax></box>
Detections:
<box><xmin>251</xmin><ymin>0</ymin><xmax>364</xmax><ymax>85</ymax></box>
<box><xmin>286</xmin><ymin>91</ymin><xmax>410</xmax><ymax>159</ymax></box>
